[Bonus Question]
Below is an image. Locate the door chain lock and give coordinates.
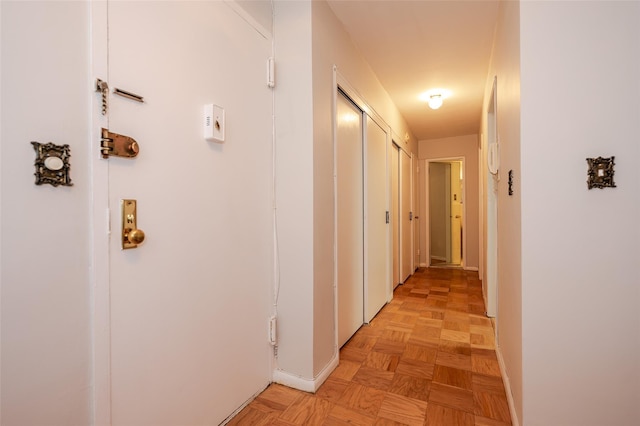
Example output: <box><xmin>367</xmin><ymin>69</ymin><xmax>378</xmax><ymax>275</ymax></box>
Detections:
<box><xmin>95</xmin><ymin>79</ymin><xmax>109</xmax><ymax>115</ymax></box>
<box><xmin>101</xmin><ymin>128</ymin><xmax>140</xmax><ymax>159</ymax></box>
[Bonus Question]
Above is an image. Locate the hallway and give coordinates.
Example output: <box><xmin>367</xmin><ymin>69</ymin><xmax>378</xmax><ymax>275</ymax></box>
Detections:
<box><xmin>229</xmin><ymin>268</ymin><xmax>511</xmax><ymax>425</ymax></box>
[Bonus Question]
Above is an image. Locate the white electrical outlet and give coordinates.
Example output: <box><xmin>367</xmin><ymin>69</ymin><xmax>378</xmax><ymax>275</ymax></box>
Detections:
<box><xmin>204</xmin><ymin>104</ymin><xmax>225</xmax><ymax>143</ymax></box>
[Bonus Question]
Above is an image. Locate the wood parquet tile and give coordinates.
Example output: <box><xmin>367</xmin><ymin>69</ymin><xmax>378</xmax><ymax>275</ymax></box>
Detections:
<box><xmin>228</xmin><ymin>268</ymin><xmax>512</xmax><ymax>425</ymax></box>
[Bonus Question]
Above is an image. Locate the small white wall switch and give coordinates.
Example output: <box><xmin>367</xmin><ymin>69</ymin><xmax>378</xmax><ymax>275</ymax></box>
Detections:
<box><xmin>204</xmin><ymin>104</ymin><xmax>225</xmax><ymax>142</ymax></box>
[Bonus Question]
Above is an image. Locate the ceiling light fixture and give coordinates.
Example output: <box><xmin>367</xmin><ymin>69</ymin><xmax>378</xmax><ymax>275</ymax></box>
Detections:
<box><xmin>428</xmin><ymin>94</ymin><xmax>443</xmax><ymax>110</ymax></box>
<box><xmin>420</xmin><ymin>89</ymin><xmax>451</xmax><ymax>110</ymax></box>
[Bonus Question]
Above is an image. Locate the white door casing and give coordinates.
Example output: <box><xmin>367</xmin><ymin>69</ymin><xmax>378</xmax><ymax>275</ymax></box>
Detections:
<box><xmin>486</xmin><ymin>77</ymin><xmax>498</xmax><ymax>318</ymax></box>
<box><xmin>427</xmin><ymin>158</ymin><xmax>466</xmax><ymax>268</ymax></box>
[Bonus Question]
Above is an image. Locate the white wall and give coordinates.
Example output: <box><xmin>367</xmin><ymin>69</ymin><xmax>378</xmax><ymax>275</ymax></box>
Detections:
<box><xmin>311</xmin><ymin>1</ymin><xmax>338</xmax><ymax>376</ymax></box>
<box><xmin>418</xmin><ymin>135</ymin><xmax>480</xmax><ymax>270</ymax></box>
<box><xmin>484</xmin><ymin>1</ymin><xmax>640</xmax><ymax>424</ymax></box>
<box><xmin>272</xmin><ymin>0</ymin><xmax>316</xmax><ymax>382</ymax></box>
<box><xmin>520</xmin><ymin>2</ymin><xmax>640</xmax><ymax>424</ymax></box>
<box><xmin>1</xmin><ymin>2</ymin><xmax>92</xmax><ymax>424</ymax></box>
<box><xmin>479</xmin><ymin>0</ymin><xmax>522</xmax><ymax>422</ymax></box>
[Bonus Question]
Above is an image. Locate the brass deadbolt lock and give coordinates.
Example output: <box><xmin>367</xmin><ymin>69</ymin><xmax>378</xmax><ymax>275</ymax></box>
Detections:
<box><xmin>101</xmin><ymin>129</ymin><xmax>140</xmax><ymax>159</ymax></box>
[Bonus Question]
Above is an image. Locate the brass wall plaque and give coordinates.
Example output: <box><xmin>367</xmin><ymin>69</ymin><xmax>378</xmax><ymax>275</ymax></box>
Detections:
<box><xmin>31</xmin><ymin>141</ymin><xmax>73</xmax><ymax>187</ymax></box>
<box><xmin>587</xmin><ymin>156</ymin><xmax>616</xmax><ymax>189</ymax></box>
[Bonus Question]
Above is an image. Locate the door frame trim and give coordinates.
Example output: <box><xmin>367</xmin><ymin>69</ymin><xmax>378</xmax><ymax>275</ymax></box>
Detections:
<box><xmin>334</xmin><ymin>68</ymin><xmax>392</xmax><ymax>328</ymax></box>
<box><xmin>90</xmin><ymin>1</ymin><xmax>112</xmax><ymax>424</ymax></box>
<box><xmin>424</xmin><ymin>156</ymin><xmax>467</xmax><ymax>269</ymax></box>
<box><xmin>484</xmin><ymin>76</ymin><xmax>499</xmax><ymax>319</ymax></box>
<box><xmin>398</xmin><ymin>148</ymin><xmax>412</xmax><ymax>282</ymax></box>
<box><xmin>333</xmin><ymin>73</ymin><xmax>365</xmax><ymax>347</ymax></box>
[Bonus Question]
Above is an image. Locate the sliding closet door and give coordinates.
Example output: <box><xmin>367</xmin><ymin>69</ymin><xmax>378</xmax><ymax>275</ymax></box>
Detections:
<box><xmin>413</xmin><ymin>155</ymin><xmax>420</xmax><ymax>269</ymax></box>
<box><xmin>400</xmin><ymin>149</ymin><xmax>412</xmax><ymax>282</ymax></box>
<box><xmin>391</xmin><ymin>144</ymin><xmax>400</xmax><ymax>288</ymax></box>
<box><xmin>336</xmin><ymin>91</ymin><xmax>364</xmax><ymax>347</ymax></box>
<box><xmin>364</xmin><ymin>117</ymin><xmax>388</xmax><ymax>322</ymax></box>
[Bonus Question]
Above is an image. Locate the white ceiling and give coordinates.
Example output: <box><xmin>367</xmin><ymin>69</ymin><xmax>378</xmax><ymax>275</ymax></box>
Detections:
<box><xmin>326</xmin><ymin>0</ymin><xmax>500</xmax><ymax>141</ymax></box>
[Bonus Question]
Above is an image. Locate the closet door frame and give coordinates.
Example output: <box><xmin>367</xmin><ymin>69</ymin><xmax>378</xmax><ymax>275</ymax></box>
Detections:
<box><xmin>333</xmin><ymin>70</ymin><xmax>392</xmax><ymax>348</ymax></box>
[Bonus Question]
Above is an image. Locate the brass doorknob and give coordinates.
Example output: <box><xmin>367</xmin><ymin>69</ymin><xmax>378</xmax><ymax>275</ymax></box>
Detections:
<box><xmin>128</xmin><ymin>228</ymin><xmax>145</xmax><ymax>245</ymax></box>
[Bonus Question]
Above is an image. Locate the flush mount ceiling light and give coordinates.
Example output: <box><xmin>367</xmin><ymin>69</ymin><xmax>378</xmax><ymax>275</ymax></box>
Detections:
<box><xmin>420</xmin><ymin>89</ymin><xmax>451</xmax><ymax>110</ymax></box>
<box><xmin>428</xmin><ymin>94</ymin><xmax>443</xmax><ymax>110</ymax></box>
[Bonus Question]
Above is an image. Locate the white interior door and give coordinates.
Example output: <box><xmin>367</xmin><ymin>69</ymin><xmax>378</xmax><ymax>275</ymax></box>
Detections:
<box><xmin>450</xmin><ymin>161</ymin><xmax>463</xmax><ymax>265</ymax></box>
<box><xmin>104</xmin><ymin>3</ymin><xmax>272</xmax><ymax>424</ymax></box>
<box><xmin>336</xmin><ymin>91</ymin><xmax>364</xmax><ymax>347</ymax></box>
<box><xmin>400</xmin><ymin>149</ymin><xmax>412</xmax><ymax>282</ymax></box>
<box><xmin>391</xmin><ymin>145</ymin><xmax>400</xmax><ymax>288</ymax></box>
<box><xmin>364</xmin><ymin>116</ymin><xmax>388</xmax><ymax>321</ymax></box>
<box><xmin>444</xmin><ymin>164</ymin><xmax>452</xmax><ymax>263</ymax></box>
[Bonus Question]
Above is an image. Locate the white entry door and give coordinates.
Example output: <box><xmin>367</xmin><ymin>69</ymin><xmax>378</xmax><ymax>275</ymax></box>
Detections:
<box><xmin>336</xmin><ymin>91</ymin><xmax>364</xmax><ymax>347</ymax></box>
<box><xmin>101</xmin><ymin>3</ymin><xmax>272</xmax><ymax>424</ymax></box>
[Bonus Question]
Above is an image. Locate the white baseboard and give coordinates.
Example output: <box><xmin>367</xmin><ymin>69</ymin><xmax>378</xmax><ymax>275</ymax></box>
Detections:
<box><xmin>419</xmin><ymin>262</ymin><xmax>428</xmax><ymax>267</ymax></box>
<box><xmin>272</xmin><ymin>351</ymin><xmax>339</xmax><ymax>393</ymax></box>
<box><xmin>464</xmin><ymin>266</ymin><xmax>479</xmax><ymax>271</ymax></box>
<box><xmin>495</xmin><ymin>346</ymin><xmax>520</xmax><ymax>426</ymax></box>
<box><xmin>223</xmin><ymin>351</ymin><xmax>340</xmax><ymax>424</ymax></box>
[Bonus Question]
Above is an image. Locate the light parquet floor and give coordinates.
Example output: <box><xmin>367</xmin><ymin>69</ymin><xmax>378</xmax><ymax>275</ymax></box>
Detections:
<box><xmin>228</xmin><ymin>267</ymin><xmax>511</xmax><ymax>426</ymax></box>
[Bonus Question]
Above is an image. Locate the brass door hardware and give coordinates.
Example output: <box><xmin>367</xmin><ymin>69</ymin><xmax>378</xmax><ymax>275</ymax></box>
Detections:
<box><xmin>101</xmin><ymin>128</ymin><xmax>139</xmax><ymax>159</ymax></box>
<box><xmin>121</xmin><ymin>199</ymin><xmax>145</xmax><ymax>249</ymax></box>
<box><xmin>96</xmin><ymin>79</ymin><xmax>109</xmax><ymax>115</ymax></box>
<box><xmin>114</xmin><ymin>87</ymin><xmax>145</xmax><ymax>103</ymax></box>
